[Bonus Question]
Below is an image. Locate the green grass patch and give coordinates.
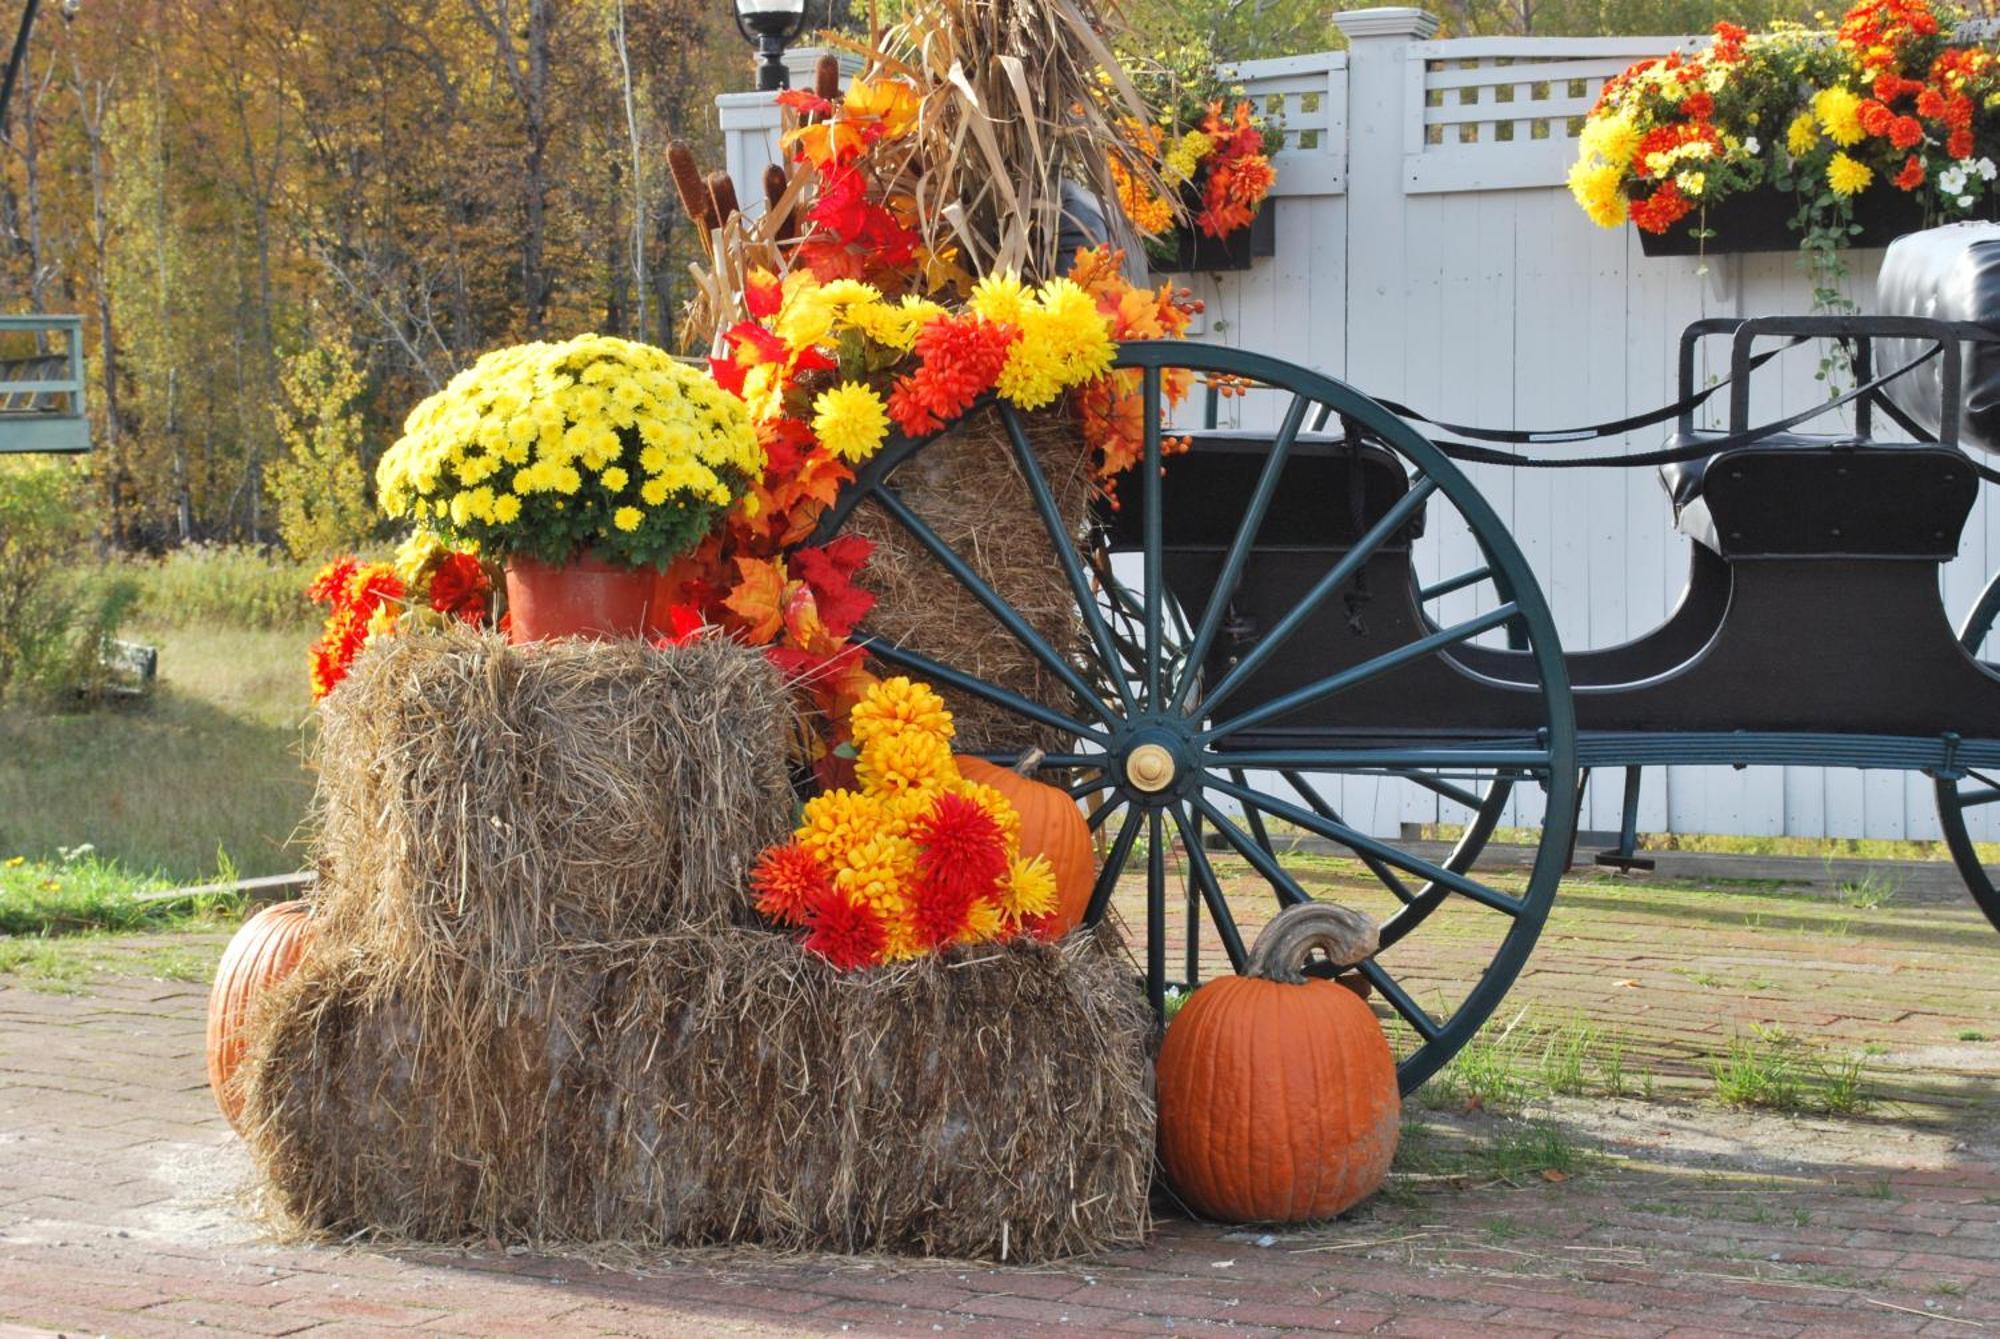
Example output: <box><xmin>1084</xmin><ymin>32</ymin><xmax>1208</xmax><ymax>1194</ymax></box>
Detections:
<box><xmin>0</xmin><ymin>930</ymin><xmax>226</xmax><ymax>994</ymax></box>
<box><xmin>0</xmin><ymin>852</ymin><xmax>244</xmax><ymax>935</ymax></box>
<box><xmin>114</xmin><ymin>545</ymin><xmax>321</xmax><ymax>631</ymax></box>
<box><xmin>1393</xmin><ymin>1115</ymin><xmax>1589</xmax><ymax>1185</ymax></box>
<box><xmin>0</xmin><ymin>621</ymin><xmax>313</xmax><ymax>879</ymax></box>
<box><xmin>1419</xmin><ymin>1012</ymin><xmax>1655</xmax><ymax>1112</ymax></box>
<box><xmin>1709</xmin><ymin>1026</ymin><xmax>1871</xmax><ymax>1115</ymax></box>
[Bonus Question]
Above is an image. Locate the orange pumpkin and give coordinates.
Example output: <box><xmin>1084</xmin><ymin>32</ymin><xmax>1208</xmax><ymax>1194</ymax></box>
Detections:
<box><xmin>1156</xmin><ymin>902</ymin><xmax>1399</xmax><ymax>1223</ymax></box>
<box><xmin>955</xmin><ymin>754</ymin><xmax>1096</xmax><ymax>934</ymax></box>
<box><xmin>206</xmin><ymin>900</ymin><xmax>314</xmax><ymax>1129</ymax></box>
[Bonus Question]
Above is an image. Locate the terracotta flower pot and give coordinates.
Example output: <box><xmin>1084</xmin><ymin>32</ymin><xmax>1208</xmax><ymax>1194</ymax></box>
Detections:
<box><xmin>504</xmin><ymin>553</ymin><xmax>656</xmax><ymax>643</ymax></box>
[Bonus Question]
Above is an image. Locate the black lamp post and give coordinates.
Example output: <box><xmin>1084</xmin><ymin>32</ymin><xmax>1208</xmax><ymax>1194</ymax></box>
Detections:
<box><xmin>734</xmin><ymin>0</ymin><xmax>807</xmax><ymax>92</ymax></box>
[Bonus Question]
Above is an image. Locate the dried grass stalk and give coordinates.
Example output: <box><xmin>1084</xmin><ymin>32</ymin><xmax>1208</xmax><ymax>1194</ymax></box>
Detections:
<box><xmin>309</xmin><ymin>630</ymin><xmax>793</xmax><ymax>983</ymax></box>
<box><xmin>852</xmin><ymin>403</ymin><xmax>1096</xmax><ymax>756</ymax></box>
<box><xmin>240</xmin><ymin>926</ymin><xmax>1154</xmax><ymax>1262</ymax></box>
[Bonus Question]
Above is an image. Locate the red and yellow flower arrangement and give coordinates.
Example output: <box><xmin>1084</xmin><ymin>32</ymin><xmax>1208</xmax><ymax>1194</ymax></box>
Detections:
<box><xmin>1111</xmin><ymin>100</ymin><xmax>1279</xmax><ymax>248</ymax></box>
<box><xmin>749</xmin><ymin>677</ymin><xmax>1064</xmax><ymax>969</ymax></box>
<box><xmin>1571</xmin><ymin>0</ymin><xmax>2000</xmax><ymax>246</ymax></box>
<box><xmin>305</xmin><ymin>537</ymin><xmax>495</xmax><ymax>700</ymax></box>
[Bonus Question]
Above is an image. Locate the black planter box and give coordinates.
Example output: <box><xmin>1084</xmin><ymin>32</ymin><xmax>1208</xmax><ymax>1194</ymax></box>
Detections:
<box><xmin>1637</xmin><ymin>182</ymin><xmax>1994</xmax><ymax>256</ymax></box>
<box><xmin>1155</xmin><ymin>198</ymin><xmax>1277</xmax><ymax>273</ymax></box>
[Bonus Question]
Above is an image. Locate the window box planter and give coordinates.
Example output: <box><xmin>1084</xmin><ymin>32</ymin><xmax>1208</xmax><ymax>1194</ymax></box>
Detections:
<box><xmin>1155</xmin><ymin>198</ymin><xmax>1277</xmax><ymax>273</ymax></box>
<box><xmin>1637</xmin><ymin>184</ymin><xmax>1995</xmax><ymax>257</ymax></box>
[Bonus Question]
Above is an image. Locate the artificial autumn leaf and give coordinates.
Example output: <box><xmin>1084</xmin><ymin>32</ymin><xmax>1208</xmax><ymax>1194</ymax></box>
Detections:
<box><xmin>791</xmin><ymin>537</ymin><xmax>876</xmax><ymax>638</ymax></box>
<box><xmin>721</xmin><ymin>555</ymin><xmax>788</xmax><ymax>644</ymax></box>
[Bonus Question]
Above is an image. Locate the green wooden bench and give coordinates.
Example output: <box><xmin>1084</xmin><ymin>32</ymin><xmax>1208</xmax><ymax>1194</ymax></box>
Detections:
<box><xmin>0</xmin><ymin>314</ymin><xmax>88</xmax><ymax>454</ymax></box>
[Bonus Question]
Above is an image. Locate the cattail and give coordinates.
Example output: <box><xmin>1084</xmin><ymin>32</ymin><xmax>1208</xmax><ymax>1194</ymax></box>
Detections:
<box><xmin>815</xmin><ymin>53</ymin><xmax>841</xmax><ymax>101</ymax></box>
<box><xmin>762</xmin><ymin>165</ymin><xmax>796</xmax><ymax>241</ymax></box>
<box><xmin>706</xmin><ymin>170</ymin><xmax>741</xmax><ymax>226</ymax></box>
<box><xmin>668</xmin><ymin>141</ymin><xmax>718</xmax><ymax>238</ymax></box>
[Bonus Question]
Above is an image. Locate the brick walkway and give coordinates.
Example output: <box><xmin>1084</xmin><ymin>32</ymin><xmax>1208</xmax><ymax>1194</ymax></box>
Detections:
<box><xmin>5</xmin><ymin>869</ymin><xmax>2000</xmax><ymax>1338</ymax></box>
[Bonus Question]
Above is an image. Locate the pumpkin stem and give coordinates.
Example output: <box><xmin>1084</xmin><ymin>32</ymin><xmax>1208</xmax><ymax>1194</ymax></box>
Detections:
<box><xmin>1010</xmin><ymin>747</ymin><xmax>1046</xmax><ymax>777</ymax></box>
<box><xmin>1244</xmin><ymin>902</ymin><xmax>1379</xmax><ymax>985</ymax></box>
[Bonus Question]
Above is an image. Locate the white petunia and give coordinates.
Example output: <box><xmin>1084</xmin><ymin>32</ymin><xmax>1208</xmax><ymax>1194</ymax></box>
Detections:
<box><xmin>1742</xmin><ymin>136</ymin><xmax>1760</xmax><ymax>156</ymax></box>
<box><xmin>1978</xmin><ymin>157</ymin><xmax>1998</xmax><ymax>181</ymax></box>
<box><xmin>1961</xmin><ymin>194</ymin><xmax>1976</xmax><ymax>209</ymax></box>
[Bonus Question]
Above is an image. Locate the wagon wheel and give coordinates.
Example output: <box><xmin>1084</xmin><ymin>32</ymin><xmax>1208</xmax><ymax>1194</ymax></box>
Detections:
<box><xmin>810</xmin><ymin>342</ymin><xmax>1578</xmax><ymax>1093</ymax></box>
<box><xmin>1933</xmin><ymin>569</ymin><xmax>2000</xmax><ymax>933</ymax></box>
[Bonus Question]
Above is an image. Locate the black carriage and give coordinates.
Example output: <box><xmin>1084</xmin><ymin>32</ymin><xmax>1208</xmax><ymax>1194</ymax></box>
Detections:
<box><xmin>811</xmin><ymin>223</ymin><xmax>2000</xmax><ymax>1094</ymax></box>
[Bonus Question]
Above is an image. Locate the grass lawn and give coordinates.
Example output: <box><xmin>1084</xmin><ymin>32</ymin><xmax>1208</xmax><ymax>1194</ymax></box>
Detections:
<box><xmin>0</xmin><ymin>619</ymin><xmax>315</xmax><ymax>882</ymax></box>
<box><xmin>0</xmin><ymin>852</ymin><xmax>242</xmax><ymax>992</ymax></box>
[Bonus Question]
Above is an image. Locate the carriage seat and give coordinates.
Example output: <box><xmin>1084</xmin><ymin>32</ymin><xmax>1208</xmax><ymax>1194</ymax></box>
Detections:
<box><xmin>1658</xmin><ymin>433</ymin><xmax>1977</xmax><ymax>560</ymax></box>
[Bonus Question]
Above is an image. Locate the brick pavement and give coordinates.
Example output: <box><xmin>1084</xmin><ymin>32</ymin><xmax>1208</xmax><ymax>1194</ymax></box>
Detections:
<box><xmin>4</xmin><ymin>871</ymin><xmax>2000</xmax><ymax>1337</ymax></box>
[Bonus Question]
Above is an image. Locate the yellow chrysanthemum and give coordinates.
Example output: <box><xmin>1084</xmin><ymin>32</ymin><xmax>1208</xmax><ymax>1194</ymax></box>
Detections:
<box><xmin>1577</xmin><ymin>113</ymin><xmax>1640</xmax><ymax>175</ymax></box>
<box><xmin>958</xmin><ymin>896</ymin><xmax>1007</xmax><ymax>944</ymax></box>
<box><xmin>1812</xmin><ymin>87</ymin><xmax>1865</xmax><ymax>147</ymax></box>
<box><xmin>600</xmin><ymin>465</ymin><xmax>629</xmax><ymax>491</ymax></box>
<box><xmin>855</xmin><ymin>728</ymin><xmax>957</xmax><ymax>797</ymax></box>
<box><xmin>995</xmin><ymin>278</ymin><xmax>1117</xmax><ymax>410</ymax></box>
<box><xmin>849</xmin><ymin>676</ymin><xmax>955</xmax><ymax>747</ymax></box>
<box><xmin>492</xmin><ymin>494</ymin><xmax>521</xmax><ymax>523</ymax></box>
<box><xmin>393</xmin><ymin>530</ymin><xmax>449</xmax><ymax>587</ymax></box>
<box><xmin>969</xmin><ymin>272</ymin><xmax>1032</xmax><ymax>327</ymax></box>
<box><xmin>1566</xmin><ymin>160</ymin><xmax>1628</xmax><ymax>229</ymax></box>
<box><xmin>797</xmin><ymin>789</ymin><xmax>886</xmax><ymax>864</ymax></box>
<box><xmin>1787</xmin><ymin>112</ymin><xmax>1820</xmax><ymax>157</ymax></box>
<box><xmin>612</xmin><ymin>506</ymin><xmax>642</xmax><ymax>532</ymax></box>
<box><xmin>1827</xmin><ymin>151</ymin><xmax>1872</xmax><ymax>197</ymax></box>
<box><xmin>998</xmin><ymin>854</ymin><xmax>1058</xmax><ymax>922</ymax></box>
<box><xmin>811</xmin><ymin>381</ymin><xmax>891</xmax><ymax>463</ymax></box>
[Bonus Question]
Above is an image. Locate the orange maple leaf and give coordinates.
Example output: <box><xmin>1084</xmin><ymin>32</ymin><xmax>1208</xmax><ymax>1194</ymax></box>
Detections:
<box><xmin>722</xmin><ymin>555</ymin><xmax>788</xmax><ymax>644</ymax></box>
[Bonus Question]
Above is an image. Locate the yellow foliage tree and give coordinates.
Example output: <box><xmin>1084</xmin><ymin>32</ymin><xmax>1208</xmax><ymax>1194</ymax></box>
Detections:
<box><xmin>267</xmin><ymin>342</ymin><xmax>375</xmax><ymax>561</ymax></box>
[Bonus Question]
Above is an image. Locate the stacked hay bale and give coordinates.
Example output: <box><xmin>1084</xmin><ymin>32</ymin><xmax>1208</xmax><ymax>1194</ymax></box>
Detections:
<box><xmin>238</xmin><ymin>631</ymin><xmax>1153</xmax><ymax>1261</ymax></box>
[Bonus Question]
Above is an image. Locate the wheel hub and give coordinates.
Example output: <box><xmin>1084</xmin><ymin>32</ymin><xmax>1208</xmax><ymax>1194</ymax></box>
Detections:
<box><xmin>1124</xmin><ymin>742</ymin><xmax>1176</xmax><ymax>792</ymax></box>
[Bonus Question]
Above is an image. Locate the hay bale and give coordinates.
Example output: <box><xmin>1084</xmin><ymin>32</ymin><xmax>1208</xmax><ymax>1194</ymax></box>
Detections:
<box><xmin>240</xmin><ymin>926</ymin><xmax>1155</xmax><ymax>1261</ymax></box>
<box><xmin>854</xmin><ymin>404</ymin><xmax>1095</xmax><ymax>756</ymax></box>
<box><xmin>310</xmin><ymin>630</ymin><xmax>793</xmax><ymax>978</ymax></box>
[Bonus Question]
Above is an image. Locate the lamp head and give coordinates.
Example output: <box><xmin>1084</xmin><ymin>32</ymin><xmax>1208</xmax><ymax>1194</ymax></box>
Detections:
<box><xmin>734</xmin><ymin>0</ymin><xmax>807</xmax><ymax>91</ymax></box>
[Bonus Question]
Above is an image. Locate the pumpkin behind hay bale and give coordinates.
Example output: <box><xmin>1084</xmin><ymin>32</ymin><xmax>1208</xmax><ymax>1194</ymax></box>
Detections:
<box><xmin>238</xmin><ymin>925</ymin><xmax>1155</xmax><ymax>1261</ymax></box>
<box><xmin>851</xmin><ymin>403</ymin><xmax>1096</xmax><ymax>757</ymax></box>
<box><xmin>207</xmin><ymin>899</ymin><xmax>314</xmax><ymax>1130</ymax></box>
<box><xmin>307</xmin><ymin>629</ymin><xmax>793</xmax><ymax>978</ymax></box>
<box><xmin>955</xmin><ymin>754</ymin><xmax>1096</xmax><ymax>934</ymax></box>
<box><xmin>1156</xmin><ymin>903</ymin><xmax>1399</xmax><ymax>1224</ymax></box>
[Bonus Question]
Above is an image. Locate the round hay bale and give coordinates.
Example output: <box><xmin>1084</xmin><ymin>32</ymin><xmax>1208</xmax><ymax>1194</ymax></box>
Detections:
<box><xmin>309</xmin><ymin>630</ymin><xmax>794</xmax><ymax>979</ymax></box>
<box><xmin>851</xmin><ymin>404</ymin><xmax>1096</xmax><ymax>756</ymax></box>
<box><xmin>239</xmin><ymin>928</ymin><xmax>1155</xmax><ymax>1261</ymax></box>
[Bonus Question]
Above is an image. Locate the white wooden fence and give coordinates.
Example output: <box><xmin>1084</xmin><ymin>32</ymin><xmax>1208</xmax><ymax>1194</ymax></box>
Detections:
<box><xmin>718</xmin><ymin>10</ymin><xmax>1998</xmax><ymax>844</ymax></box>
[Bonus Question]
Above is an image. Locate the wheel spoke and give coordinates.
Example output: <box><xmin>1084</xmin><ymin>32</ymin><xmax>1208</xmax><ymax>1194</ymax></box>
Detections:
<box><xmin>1147</xmin><ymin>809</ymin><xmax>1167</xmax><ymax>1015</ymax></box>
<box><xmin>1956</xmin><ymin>786</ymin><xmax>2000</xmax><ymax>809</ymax></box>
<box><xmin>1232</xmin><ymin>769</ymin><xmax>1279</xmax><ymax>856</ymax></box>
<box><xmin>1191</xmin><ymin>794</ymin><xmax>1314</xmax><ymax>907</ymax></box>
<box><xmin>1420</xmin><ymin>566</ymin><xmax>1492</xmax><ymax>603</ymax></box>
<box><xmin>999</xmin><ymin>403</ymin><xmax>1137</xmax><ymax>716</ymax></box>
<box><xmin>1210</xmin><ymin>747</ymin><xmax>1549</xmax><ymax>771</ymax></box>
<box><xmin>1169</xmin><ymin>802</ymin><xmax>1248</xmax><ymax>973</ymax></box>
<box><xmin>1204</xmin><ymin>773</ymin><xmax>1525</xmax><ymax>917</ymax></box>
<box><xmin>1391</xmin><ymin>767</ymin><xmax>1489</xmax><ymax>811</ymax></box>
<box><xmin>1141</xmin><ymin>365</ymin><xmax>1165</xmax><ymax>709</ymax></box>
<box><xmin>1200</xmin><ymin>476</ymin><xmax>1440</xmax><ymax>718</ymax></box>
<box><xmin>1169</xmin><ymin>393</ymin><xmax>1310</xmax><ymax>716</ymax></box>
<box><xmin>867</xmin><ymin>485</ymin><xmax>1113</xmax><ymax>722</ymax></box>
<box><xmin>859</xmin><ymin>635</ymin><xmax>1109</xmax><ymax>744</ymax></box>
<box><xmin>1280</xmin><ymin>770</ymin><xmax>1415</xmax><ymax>905</ymax></box>
<box><xmin>1355</xmin><ymin>959</ymin><xmax>1443</xmax><ymax>1042</ymax></box>
<box><xmin>1088</xmin><ymin>796</ymin><xmax>1127</xmax><ymax>831</ymax></box>
<box><xmin>1068</xmin><ymin>775</ymin><xmax>1114</xmax><ymax>798</ymax></box>
<box><xmin>1083</xmin><ymin>804</ymin><xmax>1143</xmax><ymax>923</ymax></box>
<box><xmin>1205</xmin><ymin>602</ymin><xmax>1519</xmax><ymax>742</ymax></box>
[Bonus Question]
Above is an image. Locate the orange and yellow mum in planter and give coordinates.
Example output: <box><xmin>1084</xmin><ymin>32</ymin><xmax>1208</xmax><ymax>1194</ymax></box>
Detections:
<box><xmin>750</xmin><ymin>677</ymin><xmax>1063</xmax><ymax>969</ymax></box>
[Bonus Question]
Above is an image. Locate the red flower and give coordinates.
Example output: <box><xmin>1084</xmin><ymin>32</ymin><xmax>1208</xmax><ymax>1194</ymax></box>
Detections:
<box><xmin>1629</xmin><ymin>181</ymin><xmax>1696</xmax><ymax>234</ymax></box>
<box><xmin>1861</xmin><ymin>100</ymin><xmax>1896</xmax><ymax>137</ymax></box>
<box><xmin>907</xmin><ymin>867</ymin><xmax>976</xmax><ymax>949</ymax></box>
<box><xmin>886</xmin><ymin>314</ymin><xmax>1018</xmax><ymax>436</ymax></box>
<box><xmin>1711</xmin><ymin>21</ymin><xmax>1747</xmax><ymax>61</ymax></box>
<box><xmin>1950</xmin><ymin>127</ymin><xmax>1975</xmax><ymax>160</ymax></box>
<box><xmin>743</xmin><ymin>269</ymin><xmax>783</xmax><ymax>319</ymax></box>
<box><xmin>1680</xmin><ymin>91</ymin><xmax>1714</xmax><ymax>121</ymax></box>
<box><xmin>1918</xmin><ymin>87</ymin><xmax>1946</xmax><ymax>119</ymax></box>
<box><xmin>1895</xmin><ymin>154</ymin><xmax>1927</xmax><ymax>190</ymax></box>
<box><xmin>909</xmin><ymin>791</ymin><xmax>1009</xmax><ymax>904</ymax></box>
<box><xmin>801</xmin><ymin>888</ymin><xmax>888</xmax><ymax>970</ymax></box>
<box><xmin>428</xmin><ymin>552</ymin><xmax>490</xmax><ymax>624</ymax></box>
<box><xmin>1889</xmin><ymin>115</ymin><xmax>1925</xmax><ymax>151</ymax></box>
<box><xmin>306</xmin><ymin>557</ymin><xmax>359</xmax><ymax>605</ymax></box>
<box><xmin>751</xmin><ymin>842</ymin><xmax>832</xmax><ymax>925</ymax></box>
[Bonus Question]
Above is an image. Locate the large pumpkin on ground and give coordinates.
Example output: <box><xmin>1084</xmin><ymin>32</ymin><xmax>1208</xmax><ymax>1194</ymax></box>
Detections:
<box><xmin>1156</xmin><ymin>901</ymin><xmax>1400</xmax><ymax>1223</ymax></box>
<box><xmin>954</xmin><ymin>754</ymin><xmax>1095</xmax><ymax>934</ymax></box>
<box><xmin>206</xmin><ymin>899</ymin><xmax>314</xmax><ymax>1129</ymax></box>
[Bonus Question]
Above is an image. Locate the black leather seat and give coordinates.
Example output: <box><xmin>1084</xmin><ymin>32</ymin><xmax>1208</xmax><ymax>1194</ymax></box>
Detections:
<box><xmin>1659</xmin><ymin>432</ymin><xmax>1976</xmax><ymax>560</ymax></box>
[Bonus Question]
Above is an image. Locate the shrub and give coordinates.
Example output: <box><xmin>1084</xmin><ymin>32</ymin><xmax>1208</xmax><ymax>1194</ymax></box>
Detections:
<box><xmin>121</xmin><ymin>544</ymin><xmax>319</xmax><ymax>630</ymax></box>
<box><xmin>268</xmin><ymin>342</ymin><xmax>379</xmax><ymax>561</ymax></box>
<box><xmin>0</xmin><ymin>458</ymin><xmax>134</xmax><ymax>706</ymax></box>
